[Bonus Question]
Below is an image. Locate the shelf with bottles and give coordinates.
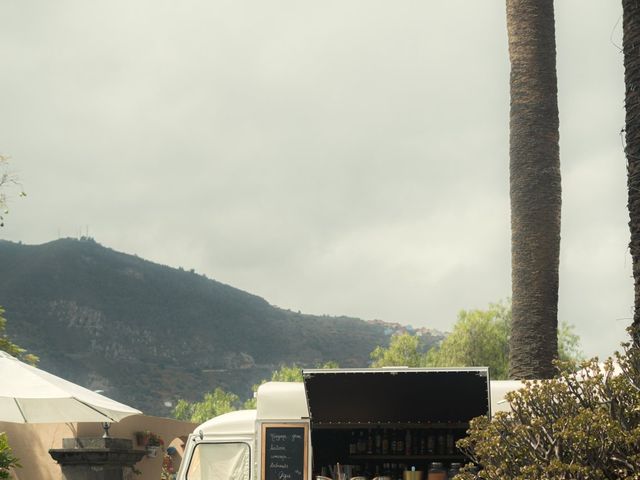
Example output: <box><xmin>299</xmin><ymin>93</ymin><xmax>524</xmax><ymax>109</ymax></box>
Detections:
<box><xmin>347</xmin><ymin>454</ymin><xmax>465</xmax><ymax>461</ymax></box>
<box><xmin>343</xmin><ymin>427</ymin><xmax>466</xmax><ymax>459</ymax></box>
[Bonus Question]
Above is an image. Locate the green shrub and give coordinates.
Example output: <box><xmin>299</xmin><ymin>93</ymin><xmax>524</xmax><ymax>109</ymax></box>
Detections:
<box><xmin>0</xmin><ymin>433</ymin><xmax>20</xmax><ymax>480</ymax></box>
<box><xmin>173</xmin><ymin>387</ymin><xmax>240</xmax><ymax>424</ymax></box>
<box><xmin>457</xmin><ymin>337</ymin><xmax>640</xmax><ymax>479</ymax></box>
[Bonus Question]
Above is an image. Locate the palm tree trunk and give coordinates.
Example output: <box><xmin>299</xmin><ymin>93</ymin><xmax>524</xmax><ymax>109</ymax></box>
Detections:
<box><xmin>506</xmin><ymin>0</ymin><xmax>561</xmax><ymax>379</ymax></box>
<box><xmin>624</xmin><ymin>0</ymin><xmax>640</xmax><ymax>344</ymax></box>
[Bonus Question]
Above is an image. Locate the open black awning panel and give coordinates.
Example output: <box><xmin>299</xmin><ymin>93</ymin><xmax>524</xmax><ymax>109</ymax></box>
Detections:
<box><xmin>302</xmin><ymin>368</ymin><xmax>490</xmax><ymax>425</ymax></box>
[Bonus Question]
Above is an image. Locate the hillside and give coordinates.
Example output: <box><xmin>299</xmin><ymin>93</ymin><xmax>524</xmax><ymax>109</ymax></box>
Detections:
<box><xmin>0</xmin><ymin>238</ymin><xmax>443</xmax><ymax>415</ymax></box>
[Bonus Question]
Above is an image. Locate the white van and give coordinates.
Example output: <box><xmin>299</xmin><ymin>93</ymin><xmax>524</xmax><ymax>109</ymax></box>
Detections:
<box><xmin>177</xmin><ymin>368</ymin><xmax>519</xmax><ymax>480</ymax></box>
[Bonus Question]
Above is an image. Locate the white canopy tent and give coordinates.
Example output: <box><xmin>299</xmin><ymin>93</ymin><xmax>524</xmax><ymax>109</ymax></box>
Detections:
<box><xmin>0</xmin><ymin>350</ymin><xmax>141</xmax><ymax>423</ymax></box>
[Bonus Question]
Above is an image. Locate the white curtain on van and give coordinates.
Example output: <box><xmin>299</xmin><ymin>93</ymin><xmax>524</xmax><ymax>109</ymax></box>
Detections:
<box><xmin>186</xmin><ymin>442</ymin><xmax>251</xmax><ymax>480</ymax></box>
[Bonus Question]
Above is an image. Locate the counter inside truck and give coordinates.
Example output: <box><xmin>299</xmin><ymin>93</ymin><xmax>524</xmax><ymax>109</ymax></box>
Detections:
<box><xmin>302</xmin><ymin>368</ymin><xmax>490</xmax><ymax>479</ymax></box>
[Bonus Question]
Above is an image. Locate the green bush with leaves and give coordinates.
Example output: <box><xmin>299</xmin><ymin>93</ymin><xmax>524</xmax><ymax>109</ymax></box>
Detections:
<box><xmin>370</xmin><ymin>332</ymin><xmax>425</xmax><ymax>367</ymax></box>
<box><xmin>0</xmin><ymin>433</ymin><xmax>20</xmax><ymax>480</ymax></box>
<box><xmin>457</xmin><ymin>338</ymin><xmax>640</xmax><ymax>479</ymax></box>
<box><xmin>425</xmin><ymin>301</ymin><xmax>511</xmax><ymax>378</ymax></box>
<box><xmin>173</xmin><ymin>387</ymin><xmax>240</xmax><ymax>424</ymax></box>
<box><xmin>370</xmin><ymin>300</ymin><xmax>581</xmax><ymax>379</ymax></box>
<box><xmin>0</xmin><ymin>306</ymin><xmax>38</xmax><ymax>365</ymax></box>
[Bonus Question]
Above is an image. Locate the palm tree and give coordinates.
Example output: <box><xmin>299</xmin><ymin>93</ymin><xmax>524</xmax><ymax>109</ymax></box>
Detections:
<box><xmin>623</xmin><ymin>0</ymin><xmax>640</xmax><ymax>344</ymax></box>
<box><xmin>506</xmin><ymin>0</ymin><xmax>561</xmax><ymax>379</ymax></box>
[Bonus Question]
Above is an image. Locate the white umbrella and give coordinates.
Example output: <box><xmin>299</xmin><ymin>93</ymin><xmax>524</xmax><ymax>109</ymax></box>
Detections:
<box><xmin>0</xmin><ymin>350</ymin><xmax>141</xmax><ymax>423</ymax></box>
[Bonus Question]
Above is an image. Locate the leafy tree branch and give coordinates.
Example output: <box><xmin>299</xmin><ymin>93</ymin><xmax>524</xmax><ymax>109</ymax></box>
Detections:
<box><xmin>0</xmin><ymin>156</ymin><xmax>26</xmax><ymax>228</ymax></box>
<box><xmin>0</xmin><ymin>307</ymin><xmax>38</xmax><ymax>365</ymax></box>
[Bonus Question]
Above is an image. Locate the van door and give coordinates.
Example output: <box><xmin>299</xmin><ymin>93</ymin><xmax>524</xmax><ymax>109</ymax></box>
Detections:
<box><xmin>179</xmin><ymin>437</ymin><xmax>253</xmax><ymax>480</ymax></box>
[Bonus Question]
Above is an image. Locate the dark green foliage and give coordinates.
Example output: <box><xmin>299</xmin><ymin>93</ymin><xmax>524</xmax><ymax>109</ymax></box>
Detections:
<box><xmin>457</xmin><ymin>335</ymin><xmax>640</xmax><ymax>479</ymax></box>
<box><xmin>173</xmin><ymin>387</ymin><xmax>241</xmax><ymax>424</ymax></box>
<box><xmin>427</xmin><ymin>301</ymin><xmax>580</xmax><ymax>379</ymax></box>
<box><xmin>0</xmin><ymin>238</ymin><xmax>392</xmax><ymax>415</ymax></box>
<box><xmin>0</xmin><ymin>433</ymin><xmax>20</xmax><ymax>479</ymax></box>
<box><xmin>425</xmin><ymin>302</ymin><xmax>511</xmax><ymax>378</ymax></box>
<box><xmin>0</xmin><ymin>306</ymin><xmax>37</xmax><ymax>364</ymax></box>
<box><xmin>370</xmin><ymin>301</ymin><xmax>581</xmax><ymax>379</ymax></box>
<box><xmin>370</xmin><ymin>332</ymin><xmax>425</xmax><ymax>367</ymax></box>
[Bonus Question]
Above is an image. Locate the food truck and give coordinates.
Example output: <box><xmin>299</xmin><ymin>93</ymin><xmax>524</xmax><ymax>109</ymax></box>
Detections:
<box><xmin>177</xmin><ymin>367</ymin><xmax>517</xmax><ymax>480</ymax></box>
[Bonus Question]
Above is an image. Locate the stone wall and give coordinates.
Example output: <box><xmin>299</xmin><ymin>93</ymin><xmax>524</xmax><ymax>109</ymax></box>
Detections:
<box><xmin>0</xmin><ymin>415</ymin><xmax>196</xmax><ymax>480</ymax></box>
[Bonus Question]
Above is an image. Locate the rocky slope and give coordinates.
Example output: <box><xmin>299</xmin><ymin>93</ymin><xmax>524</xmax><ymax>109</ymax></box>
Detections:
<box><xmin>0</xmin><ymin>238</ymin><xmax>441</xmax><ymax>415</ymax></box>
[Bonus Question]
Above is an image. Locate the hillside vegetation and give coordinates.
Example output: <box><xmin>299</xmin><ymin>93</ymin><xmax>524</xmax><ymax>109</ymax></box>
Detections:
<box><xmin>0</xmin><ymin>238</ymin><xmax>438</xmax><ymax>415</ymax></box>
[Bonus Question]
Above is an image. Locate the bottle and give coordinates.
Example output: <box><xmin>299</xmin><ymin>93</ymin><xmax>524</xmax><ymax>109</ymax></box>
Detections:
<box><xmin>397</xmin><ymin>430</ymin><xmax>404</xmax><ymax>455</ymax></box>
<box><xmin>412</xmin><ymin>430</ymin><xmax>418</xmax><ymax>456</ymax></box>
<box><xmin>426</xmin><ymin>433</ymin><xmax>435</xmax><ymax>455</ymax></box>
<box><xmin>363</xmin><ymin>463</ymin><xmax>372</xmax><ymax>479</ymax></box>
<box><xmin>375</xmin><ymin>429</ymin><xmax>382</xmax><ymax>454</ymax></box>
<box><xmin>367</xmin><ymin>429</ymin><xmax>374</xmax><ymax>455</ymax></box>
<box><xmin>358</xmin><ymin>430</ymin><xmax>367</xmax><ymax>454</ymax></box>
<box><xmin>405</xmin><ymin>430</ymin><xmax>412</xmax><ymax>456</ymax></box>
<box><xmin>349</xmin><ymin>431</ymin><xmax>357</xmax><ymax>455</ymax></box>
<box><xmin>427</xmin><ymin>462</ymin><xmax>446</xmax><ymax>480</ymax></box>
<box><xmin>382</xmin><ymin>429</ymin><xmax>389</xmax><ymax>455</ymax></box>
<box><xmin>436</xmin><ymin>432</ymin><xmax>445</xmax><ymax>455</ymax></box>
<box><xmin>447</xmin><ymin>463</ymin><xmax>461</xmax><ymax>479</ymax></box>
<box><xmin>403</xmin><ymin>465</ymin><xmax>420</xmax><ymax>480</ymax></box>
<box><xmin>445</xmin><ymin>431</ymin><xmax>455</xmax><ymax>455</ymax></box>
<box><xmin>419</xmin><ymin>431</ymin><xmax>425</xmax><ymax>455</ymax></box>
<box><xmin>390</xmin><ymin>430</ymin><xmax>397</xmax><ymax>454</ymax></box>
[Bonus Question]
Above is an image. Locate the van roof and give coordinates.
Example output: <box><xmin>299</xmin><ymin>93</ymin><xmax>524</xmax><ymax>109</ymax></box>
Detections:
<box><xmin>257</xmin><ymin>381</ymin><xmax>309</xmax><ymax>420</ymax></box>
<box><xmin>193</xmin><ymin>378</ymin><xmax>526</xmax><ymax>437</ymax></box>
<box><xmin>194</xmin><ymin>409</ymin><xmax>257</xmax><ymax>436</ymax></box>
<box><xmin>192</xmin><ymin>383</ymin><xmax>309</xmax><ymax>436</ymax></box>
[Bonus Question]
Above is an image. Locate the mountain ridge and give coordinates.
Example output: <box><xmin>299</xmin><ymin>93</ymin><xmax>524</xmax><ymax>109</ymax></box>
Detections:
<box><xmin>0</xmin><ymin>238</ymin><xmax>443</xmax><ymax>415</ymax></box>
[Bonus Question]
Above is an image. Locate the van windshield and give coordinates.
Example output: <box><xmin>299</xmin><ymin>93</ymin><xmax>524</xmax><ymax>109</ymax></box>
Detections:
<box><xmin>186</xmin><ymin>442</ymin><xmax>250</xmax><ymax>480</ymax></box>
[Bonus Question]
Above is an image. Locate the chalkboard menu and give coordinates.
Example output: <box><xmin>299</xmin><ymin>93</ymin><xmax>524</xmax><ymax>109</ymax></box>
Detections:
<box><xmin>262</xmin><ymin>423</ymin><xmax>308</xmax><ymax>480</ymax></box>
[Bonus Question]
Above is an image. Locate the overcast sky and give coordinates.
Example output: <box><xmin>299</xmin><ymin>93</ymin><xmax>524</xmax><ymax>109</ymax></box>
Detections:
<box><xmin>0</xmin><ymin>1</ymin><xmax>629</xmax><ymax>359</ymax></box>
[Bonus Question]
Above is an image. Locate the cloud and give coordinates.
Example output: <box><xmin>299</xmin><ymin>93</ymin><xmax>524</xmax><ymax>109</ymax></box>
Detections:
<box><xmin>0</xmin><ymin>0</ymin><xmax>629</xmax><ymax>358</ymax></box>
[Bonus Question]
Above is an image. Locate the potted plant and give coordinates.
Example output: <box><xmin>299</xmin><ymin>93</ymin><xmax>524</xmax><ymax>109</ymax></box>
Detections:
<box><xmin>134</xmin><ymin>431</ymin><xmax>164</xmax><ymax>458</ymax></box>
<box><xmin>0</xmin><ymin>433</ymin><xmax>21</xmax><ymax>479</ymax></box>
